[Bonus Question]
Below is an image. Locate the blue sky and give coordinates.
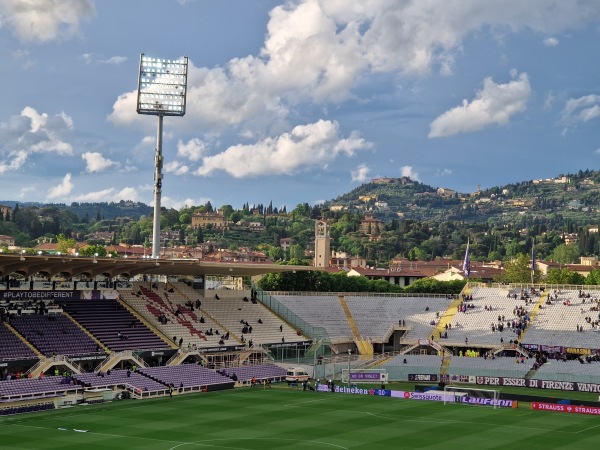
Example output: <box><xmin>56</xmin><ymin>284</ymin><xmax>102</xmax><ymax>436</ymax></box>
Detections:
<box><xmin>1</xmin><ymin>0</ymin><xmax>599</xmax><ymax>211</ymax></box>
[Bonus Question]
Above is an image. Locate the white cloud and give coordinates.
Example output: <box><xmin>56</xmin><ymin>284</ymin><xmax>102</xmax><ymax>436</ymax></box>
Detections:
<box><xmin>71</xmin><ymin>186</ymin><xmax>139</xmax><ymax>202</ymax></box>
<box><xmin>595</xmin><ymin>148</ymin><xmax>600</xmax><ymax>155</ymax></box>
<box><xmin>429</xmin><ymin>72</ymin><xmax>531</xmax><ymax>138</ymax></box>
<box><xmin>81</xmin><ymin>152</ymin><xmax>118</xmax><ymax>173</ymax></box>
<box><xmin>0</xmin><ymin>150</ymin><xmax>28</xmax><ymax>174</ymax></box>
<box><xmin>543</xmin><ymin>37</ymin><xmax>559</xmax><ymax>46</ymax></box>
<box><xmin>194</xmin><ymin>120</ymin><xmax>372</xmax><ymax>178</ymax></box>
<box><xmin>164</xmin><ymin>161</ymin><xmax>189</xmax><ymax>175</ymax></box>
<box><xmin>162</xmin><ymin>197</ymin><xmax>209</xmax><ymax>210</ymax></box>
<box><xmin>177</xmin><ymin>138</ymin><xmax>207</xmax><ymax>161</ymax></box>
<box><xmin>47</xmin><ymin>173</ymin><xmax>73</xmax><ymax>199</ymax></box>
<box><xmin>435</xmin><ymin>168</ymin><xmax>453</xmax><ymax>177</ymax></box>
<box><xmin>400</xmin><ymin>165</ymin><xmax>420</xmax><ymax>181</ymax></box>
<box><xmin>18</xmin><ymin>186</ymin><xmax>36</xmax><ymax>198</ymax></box>
<box><xmin>115</xmin><ymin>187</ymin><xmax>139</xmax><ymax>201</ymax></box>
<box><xmin>109</xmin><ymin>1</ymin><xmax>600</xmax><ymax>136</ymax></box>
<box><xmin>102</xmin><ymin>56</ymin><xmax>127</xmax><ymax>65</ymax></box>
<box><xmin>71</xmin><ymin>188</ymin><xmax>115</xmax><ymax>202</ymax></box>
<box><xmin>0</xmin><ymin>0</ymin><xmax>96</xmax><ymax>42</ymax></box>
<box><xmin>0</xmin><ymin>107</ymin><xmax>74</xmax><ymax>173</ymax></box>
<box><xmin>543</xmin><ymin>92</ymin><xmax>555</xmax><ymax>110</ymax></box>
<box><xmin>562</xmin><ymin>95</ymin><xmax>600</xmax><ymax>125</ymax></box>
<box><xmin>81</xmin><ymin>53</ymin><xmax>127</xmax><ymax>65</ymax></box>
<box><xmin>351</xmin><ymin>164</ymin><xmax>370</xmax><ymax>182</ymax></box>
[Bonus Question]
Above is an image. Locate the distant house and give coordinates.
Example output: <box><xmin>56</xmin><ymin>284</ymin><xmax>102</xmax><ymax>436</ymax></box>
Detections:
<box><xmin>347</xmin><ymin>266</ymin><xmax>426</xmax><ymax>288</ymax></box>
<box><xmin>280</xmin><ymin>237</ymin><xmax>293</xmax><ymax>252</ymax></box>
<box><xmin>359</xmin><ymin>211</ymin><xmax>384</xmax><ymax>235</ymax></box>
<box><xmin>563</xmin><ymin>233</ymin><xmax>579</xmax><ymax>245</ymax></box>
<box><xmin>203</xmin><ymin>248</ymin><xmax>268</xmax><ymax>263</ymax></box>
<box><xmin>34</xmin><ymin>242</ymin><xmax>59</xmax><ymax>254</ymax></box>
<box><xmin>330</xmin><ymin>251</ymin><xmax>366</xmax><ymax>269</ymax></box>
<box><xmin>372</xmin><ymin>177</ymin><xmax>395</xmax><ymax>184</ymax></box>
<box><xmin>431</xmin><ymin>265</ymin><xmax>502</xmax><ymax>283</ymax></box>
<box><xmin>358</xmin><ymin>195</ymin><xmax>377</xmax><ymax>203</ymax></box>
<box><xmin>87</xmin><ymin>231</ymin><xmax>115</xmax><ymax>243</ymax></box>
<box><xmin>437</xmin><ymin>188</ymin><xmax>455</xmax><ymax>197</ymax></box>
<box><xmin>537</xmin><ymin>260</ymin><xmax>596</xmax><ymax>278</ymax></box>
<box><xmin>0</xmin><ymin>235</ymin><xmax>15</xmax><ymax>247</ymax></box>
<box><xmin>0</xmin><ymin>205</ymin><xmax>13</xmax><ymax>220</ymax></box>
<box><xmin>580</xmin><ymin>256</ymin><xmax>599</xmax><ymax>267</ymax></box>
<box><xmin>191</xmin><ymin>210</ymin><xmax>228</xmax><ymax>229</ymax></box>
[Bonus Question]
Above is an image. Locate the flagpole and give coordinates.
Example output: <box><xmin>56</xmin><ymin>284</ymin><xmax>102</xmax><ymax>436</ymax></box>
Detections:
<box><xmin>463</xmin><ymin>238</ymin><xmax>471</xmax><ymax>281</ymax></box>
<box><xmin>531</xmin><ymin>238</ymin><xmax>535</xmax><ymax>285</ymax></box>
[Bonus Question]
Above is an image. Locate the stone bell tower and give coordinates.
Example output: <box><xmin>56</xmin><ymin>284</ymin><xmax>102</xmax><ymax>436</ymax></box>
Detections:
<box><xmin>313</xmin><ymin>219</ymin><xmax>330</xmax><ymax>268</ymax></box>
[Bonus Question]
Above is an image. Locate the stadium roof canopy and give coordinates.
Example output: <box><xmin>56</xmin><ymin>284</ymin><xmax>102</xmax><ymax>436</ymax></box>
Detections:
<box><xmin>0</xmin><ymin>254</ymin><xmax>316</xmax><ymax>279</ymax></box>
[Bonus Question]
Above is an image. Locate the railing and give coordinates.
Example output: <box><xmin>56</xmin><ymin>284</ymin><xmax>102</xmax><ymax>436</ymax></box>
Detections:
<box><xmin>266</xmin><ymin>291</ymin><xmax>457</xmax><ymax>299</ymax></box>
<box><xmin>93</xmin><ymin>350</ymin><xmax>146</xmax><ymax>373</ymax></box>
<box><xmin>256</xmin><ymin>289</ymin><xmax>330</xmax><ymax>342</ymax></box>
<box><xmin>25</xmin><ymin>355</ymin><xmax>72</xmax><ymax>375</ymax></box>
<box><xmin>467</xmin><ymin>282</ymin><xmax>600</xmax><ymax>293</ymax></box>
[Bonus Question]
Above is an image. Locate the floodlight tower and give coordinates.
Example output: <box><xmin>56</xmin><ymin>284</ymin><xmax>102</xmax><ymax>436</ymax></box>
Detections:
<box><xmin>136</xmin><ymin>53</ymin><xmax>188</xmax><ymax>259</ymax></box>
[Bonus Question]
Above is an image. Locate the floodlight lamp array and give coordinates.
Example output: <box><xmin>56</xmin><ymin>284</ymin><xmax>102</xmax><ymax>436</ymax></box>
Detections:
<box><xmin>137</xmin><ymin>54</ymin><xmax>188</xmax><ymax>116</ymax></box>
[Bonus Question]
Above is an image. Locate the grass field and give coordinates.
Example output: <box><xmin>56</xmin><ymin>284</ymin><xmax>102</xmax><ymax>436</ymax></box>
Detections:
<box><xmin>1</xmin><ymin>386</ymin><xmax>599</xmax><ymax>449</ymax></box>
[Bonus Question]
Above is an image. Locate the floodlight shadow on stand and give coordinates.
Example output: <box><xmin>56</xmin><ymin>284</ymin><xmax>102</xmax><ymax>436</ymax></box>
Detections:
<box><xmin>136</xmin><ymin>53</ymin><xmax>188</xmax><ymax>259</ymax></box>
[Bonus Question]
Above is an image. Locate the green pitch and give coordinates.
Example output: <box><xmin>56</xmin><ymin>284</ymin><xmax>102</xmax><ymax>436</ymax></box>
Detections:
<box><xmin>0</xmin><ymin>387</ymin><xmax>599</xmax><ymax>449</ymax></box>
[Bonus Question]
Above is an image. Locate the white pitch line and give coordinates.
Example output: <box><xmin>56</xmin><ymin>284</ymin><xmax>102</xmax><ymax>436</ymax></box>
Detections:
<box><xmin>283</xmin><ymin>397</ymin><xmax>332</xmax><ymax>407</ymax></box>
<box><xmin>576</xmin><ymin>424</ymin><xmax>600</xmax><ymax>434</ymax></box>
<box><xmin>365</xmin><ymin>411</ymin><xmax>577</xmax><ymax>434</ymax></box>
<box><xmin>169</xmin><ymin>437</ymin><xmax>350</xmax><ymax>450</ymax></box>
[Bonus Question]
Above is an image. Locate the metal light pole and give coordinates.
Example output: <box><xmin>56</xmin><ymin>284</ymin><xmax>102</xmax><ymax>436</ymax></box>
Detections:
<box><xmin>136</xmin><ymin>53</ymin><xmax>188</xmax><ymax>258</ymax></box>
<box><xmin>347</xmin><ymin>348</ymin><xmax>351</xmax><ymax>385</ymax></box>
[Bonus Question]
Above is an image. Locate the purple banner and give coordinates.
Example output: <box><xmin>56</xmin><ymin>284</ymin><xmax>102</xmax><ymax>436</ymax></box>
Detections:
<box><xmin>1</xmin><ymin>290</ymin><xmax>81</xmax><ymax>300</ymax></box>
<box><xmin>349</xmin><ymin>372</ymin><xmax>383</xmax><ymax>381</ymax></box>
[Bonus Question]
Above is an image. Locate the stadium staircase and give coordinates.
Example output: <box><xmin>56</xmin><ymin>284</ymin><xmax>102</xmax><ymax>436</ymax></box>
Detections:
<box><xmin>167</xmin><ymin>349</ymin><xmax>201</xmax><ymax>366</ymax></box>
<box><xmin>431</xmin><ymin>296</ymin><xmax>463</xmax><ymax>340</ymax></box>
<box><xmin>118</xmin><ymin>295</ymin><xmax>178</xmax><ymax>349</ymax></box>
<box><xmin>95</xmin><ymin>350</ymin><xmax>147</xmax><ymax>373</ymax></box>
<box><xmin>440</xmin><ymin>355</ymin><xmax>452</xmax><ymax>375</ymax></box>
<box><xmin>26</xmin><ymin>355</ymin><xmax>81</xmax><ymax>377</ymax></box>
<box><xmin>491</xmin><ymin>343</ymin><xmax>530</xmax><ymax>358</ymax></box>
<box><xmin>169</xmin><ymin>283</ymin><xmax>242</xmax><ymax>344</ymax></box>
<box><xmin>524</xmin><ymin>366</ymin><xmax>539</xmax><ymax>380</ymax></box>
<box><xmin>63</xmin><ymin>311</ymin><xmax>109</xmax><ymax>353</ymax></box>
<box><xmin>516</xmin><ymin>291</ymin><xmax>548</xmax><ymax>344</ymax></box>
<box><xmin>339</xmin><ymin>296</ymin><xmax>373</xmax><ymax>355</ymax></box>
<box><xmin>4</xmin><ymin>322</ymin><xmax>43</xmax><ymax>357</ymax></box>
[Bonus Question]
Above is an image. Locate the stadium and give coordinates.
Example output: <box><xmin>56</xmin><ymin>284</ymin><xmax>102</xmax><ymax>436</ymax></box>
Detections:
<box><xmin>1</xmin><ymin>252</ymin><xmax>600</xmax><ymax>449</ymax></box>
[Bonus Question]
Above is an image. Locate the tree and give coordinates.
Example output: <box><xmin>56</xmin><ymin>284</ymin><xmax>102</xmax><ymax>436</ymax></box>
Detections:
<box><xmin>56</xmin><ymin>233</ymin><xmax>77</xmax><ymax>254</ymax></box>
<box><xmin>79</xmin><ymin>244</ymin><xmax>107</xmax><ymax>257</ymax></box>
<box><xmin>505</xmin><ymin>239</ymin><xmax>524</xmax><ymax>258</ymax></box>
<box><xmin>403</xmin><ymin>278</ymin><xmax>466</xmax><ymax>295</ymax></box>
<box><xmin>179</xmin><ymin>213</ymin><xmax>191</xmax><ymax>225</ymax></box>
<box><xmin>498</xmin><ymin>253</ymin><xmax>538</xmax><ymax>283</ymax></box>
<box><xmin>220</xmin><ymin>205</ymin><xmax>234</xmax><ymax>219</ymax></box>
<box><xmin>551</xmin><ymin>244</ymin><xmax>580</xmax><ymax>264</ymax></box>
<box><xmin>268</xmin><ymin>246</ymin><xmax>284</xmax><ymax>262</ymax></box>
<box><xmin>289</xmin><ymin>244</ymin><xmax>305</xmax><ymax>261</ymax></box>
<box><xmin>545</xmin><ymin>268</ymin><xmax>585</xmax><ymax>285</ymax></box>
<box><xmin>585</xmin><ymin>269</ymin><xmax>600</xmax><ymax>286</ymax></box>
